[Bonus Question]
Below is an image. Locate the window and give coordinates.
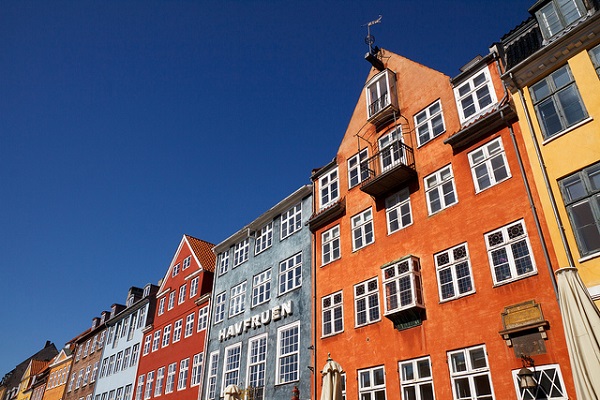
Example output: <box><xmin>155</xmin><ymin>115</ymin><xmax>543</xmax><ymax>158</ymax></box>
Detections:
<box><xmin>172</xmin><ymin>263</ymin><xmax>180</xmax><ymax>277</ymax></box>
<box><xmin>144</xmin><ymin>371</ymin><xmax>154</xmax><ymax>400</ymax></box>
<box><xmin>354</xmin><ymin>278</ymin><xmax>380</xmax><ymax>327</ymax></box>
<box><xmin>114</xmin><ymin>353</ymin><xmax>123</xmax><ymax>373</ymax></box>
<box><xmin>130</xmin><ymin>344</ymin><xmax>140</xmax><ymax>367</ymax></box>
<box><xmin>197</xmin><ymin>306</ymin><xmax>209</xmax><ymax>331</ymax></box>
<box><xmin>530</xmin><ymin>64</ymin><xmax>588</xmax><ymax>139</ymax></box>
<box><xmin>229</xmin><ymin>281</ymin><xmax>247</xmax><ymax>317</ymax></box>
<box><xmin>178</xmin><ymin>358</ymin><xmax>189</xmax><ymax>390</ymax></box>
<box><xmin>348</xmin><ymin>148</ymin><xmax>369</xmax><ymax>188</ymax></box>
<box><xmin>185</xmin><ymin>313</ymin><xmax>195</xmax><ymax>338</ymax></box>
<box><xmin>435</xmin><ymin>243</ymin><xmax>475</xmax><ymax>302</ymax></box>
<box><xmin>276</xmin><ymin>322</ymin><xmax>300</xmax><ymax>384</ymax></box>
<box><xmin>448</xmin><ymin>345</ymin><xmax>494</xmax><ymax>400</ymax></box>
<box><xmin>128</xmin><ymin>314</ymin><xmax>137</xmax><ymax>340</ymax></box>
<box><xmin>511</xmin><ymin>364</ymin><xmax>567</xmax><ymax>400</ymax></box>
<box><xmin>91</xmin><ymin>362</ymin><xmax>99</xmax><ymax>382</ymax></box>
<box><xmin>255</xmin><ymin>222</ymin><xmax>273</xmax><ymax>254</ymax></box>
<box><xmin>168</xmin><ymin>292</ymin><xmax>175</xmax><ymax>310</ymax></box>
<box><xmin>358</xmin><ymin>366</ymin><xmax>387</xmax><ymax>400</ymax></box>
<box><xmin>155</xmin><ymin>367</ymin><xmax>164</xmax><ymax>397</ymax></box>
<box><xmin>454</xmin><ymin>67</ymin><xmax>496</xmax><ymax>123</ymax></box>
<box><xmin>206</xmin><ymin>352</ymin><xmax>219</xmax><ymax>400</ymax></box>
<box><xmin>352</xmin><ymin>208</ymin><xmax>374</xmax><ymax>250</ymax></box>
<box><xmin>379</xmin><ymin>127</ymin><xmax>405</xmax><ymax>172</ymax></box>
<box><xmin>218</xmin><ymin>251</ymin><xmax>230</xmax><ymax>275</ymax></box>
<box><xmin>246</xmin><ymin>334</ymin><xmax>267</xmax><ymax>398</ymax></box>
<box><xmin>415</xmin><ymin>99</ymin><xmax>445</xmax><ymax>146</ymax></box>
<box><xmin>399</xmin><ymin>357</ymin><xmax>435</xmax><ymax>400</ymax></box>
<box><xmin>319</xmin><ymin>168</ymin><xmax>339</xmax><ymax>210</ymax></box>
<box><xmin>366</xmin><ymin>69</ymin><xmax>396</xmax><ymax>119</ymax></box>
<box><xmin>559</xmin><ymin>162</ymin><xmax>600</xmax><ymax>256</ymax></box>
<box><xmin>425</xmin><ymin>165</ymin><xmax>458</xmax><ymax>215</ymax></box>
<box><xmin>321</xmin><ymin>225</ymin><xmax>341</xmax><ymax>266</ymax></box>
<box><xmin>382</xmin><ymin>257</ymin><xmax>424</xmax><ymax>314</ymax></box>
<box><xmin>279</xmin><ymin>252</ymin><xmax>302</xmax><ymax>295</ymax></box>
<box><xmin>124</xmin><ymin>385</ymin><xmax>132</xmax><ymax>400</ymax></box>
<box><xmin>590</xmin><ymin>44</ymin><xmax>600</xmax><ymax>78</ymax></box>
<box><xmin>178</xmin><ymin>285</ymin><xmax>186</xmax><ymax>304</ymax></box>
<box><xmin>223</xmin><ymin>344</ymin><xmax>242</xmax><ymax>388</ymax></box>
<box><xmin>122</xmin><ymin>348</ymin><xmax>131</xmax><ymax>371</ymax></box>
<box><xmin>75</xmin><ymin>369</ymin><xmax>83</xmax><ymax>388</ymax></box>
<box><xmin>100</xmin><ymin>358</ymin><xmax>108</xmax><ymax>379</ymax></box>
<box><xmin>152</xmin><ymin>330</ymin><xmax>160</xmax><ymax>352</ymax></box>
<box><xmin>536</xmin><ymin>0</ymin><xmax>586</xmax><ymax>39</ymax></box>
<box><xmin>386</xmin><ymin>189</ymin><xmax>412</xmax><ymax>234</ymax></box>
<box><xmin>252</xmin><ymin>269</ymin><xmax>271</xmax><ymax>307</ymax></box>
<box><xmin>322</xmin><ymin>291</ymin><xmax>344</xmax><ymax>337</ymax></box>
<box><xmin>83</xmin><ymin>366</ymin><xmax>91</xmax><ymax>386</ymax></box>
<box><xmin>486</xmin><ymin>220</ymin><xmax>536</xmax><ymax>284</ymax></box>
<box><xmin>214</xmin><ymin>292</ymin><xmax>226</xmax><ymax>324</ymax></box>
<box><xmin>233</xmin><ymin>239</ymin><xmax>249</xmax><ymax>267</ymax></box>
<box><xmin>143</xmin><ymin>335</ymin><xmax>151</xmax><ymax>356</ymax></box>
<box><xmin>182</xmin><ymin>255</ymin><xmax>191</xmax><ymax>270</ymax></box>
<box><xmin>135</xmin><ymin>376</ymin><xmax>144</xmax><ymax>400</ymax></box>
<box><xmin>468</xmin><ymin>138</ymin><xmax>511</xmax><ymax>192</ymax></box>
<box><xmin>138</xmin><ymin>307</ymin><xmax>147</xmax><ymax>328</ymax></box>
<box><xmin>281</xmin><ymin>202</ymin><xmax>303</xmax><ymax>239</ymax></box>
<box><xmin>165</xmin><ymin>363</ymin><xmax>176</xmax><ymax>394</ymax></box>
<box><xmin>173</xmin><ymin>320</ymin><xmax>183</xmax><ymax>342</ymax></box>
<box><xmin>190</xmin><ymin>277</ymin><xmax>199</xmax><ymax>298</ymax></box>
<box><xmin>191</xmin><ymin>353</ymin><xmax>203</xmax><ymax>387</ymax></box>
<box><xmin>115</xmin><ymin>388</ymin><xmax>123</xmax><ymax>400</ymax></box>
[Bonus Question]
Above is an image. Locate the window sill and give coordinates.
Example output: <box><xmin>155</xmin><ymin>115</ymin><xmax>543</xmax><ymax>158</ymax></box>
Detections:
<box><xmin>320</xmin><ymin>258</ymin><xmax>341</xmax><ymax>268</ymax></box>
<box><xmin>438</xmin><ymin>290</ymin><xmax>476</xmax><ymax>304</ymax></box>
<box><xmin>579</xmin><ymin>251</ymin><xmax>600</xmax><ymax>263</ymax></box>
<box><xmin>492</xmin><ymin>271</ymin><xmax>538</xmax><ymax>288</ymax></box>
<box><xmin>473</xmin><ymin>176</ymin><xmax>512</xmax><ymax>195</ymax></box>
<box><xmin>541</xmin><ymin>117</ymin><xmax>593</xmax><ymax>145</ymax></box>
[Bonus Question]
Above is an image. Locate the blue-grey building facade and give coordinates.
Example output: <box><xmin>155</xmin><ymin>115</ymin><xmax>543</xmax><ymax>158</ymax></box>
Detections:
<box><xmin>203</xmin><ymin>185</ymin><xmax>312</xmax><ymax>400</ymax></box>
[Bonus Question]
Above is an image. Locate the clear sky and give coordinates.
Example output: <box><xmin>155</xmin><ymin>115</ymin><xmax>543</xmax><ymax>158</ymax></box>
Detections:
<box><xmin>0</xmin><ymin>0</ymin><xmax>534</xmax><ymax>375</ymax></box>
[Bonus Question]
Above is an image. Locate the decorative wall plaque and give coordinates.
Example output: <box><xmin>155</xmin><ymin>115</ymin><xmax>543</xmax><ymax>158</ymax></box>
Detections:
<box><xmin>498</xmin><ymin>300</ymin><xmax>549</xmax><ymax>356</ymax></box>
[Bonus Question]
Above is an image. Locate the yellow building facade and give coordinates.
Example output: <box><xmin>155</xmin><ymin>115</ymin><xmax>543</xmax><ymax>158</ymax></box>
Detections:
<box><xmin>501</xmin><ymin>0</ymin><xmax>600</xmax><ymax>301</ymax></box>
<box><xmin>41</xmin><ymin>348</ymin><xmax>72</xmax><ymax>400</ymax></box>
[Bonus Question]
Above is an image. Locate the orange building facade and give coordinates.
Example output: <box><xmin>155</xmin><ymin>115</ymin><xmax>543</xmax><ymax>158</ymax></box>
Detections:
<box><xmin>309</xmin><ymin>48</ymin><xmax>576</xmax><ymax>399</ymax></box>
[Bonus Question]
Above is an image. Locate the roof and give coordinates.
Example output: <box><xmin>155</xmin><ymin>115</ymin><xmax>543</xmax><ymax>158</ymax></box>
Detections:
<box><xmin>185</xmin><ymin>235</ymin><xmax>216</xmax><ymax>272</ymax></box>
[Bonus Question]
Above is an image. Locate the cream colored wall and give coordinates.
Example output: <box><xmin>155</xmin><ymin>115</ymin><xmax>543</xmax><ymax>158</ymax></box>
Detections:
<box><xmin>513</xmin><ymin>48</ymin><xmax>600</xmax><ymax>289</ymax></box>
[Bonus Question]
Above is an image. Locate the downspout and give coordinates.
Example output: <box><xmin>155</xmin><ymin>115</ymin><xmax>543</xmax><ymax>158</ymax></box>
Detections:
<box><xmin>311</xmin><ymin>185</ymin><xmax>318</xmax><ymax>400</ymax></box>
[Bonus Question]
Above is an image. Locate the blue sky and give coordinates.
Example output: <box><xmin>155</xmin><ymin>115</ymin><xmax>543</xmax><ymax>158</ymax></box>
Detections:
<box><xmin>0</xmin><ymin>0</ymin><xmax>533</xmax><ymax>374</ymax></box>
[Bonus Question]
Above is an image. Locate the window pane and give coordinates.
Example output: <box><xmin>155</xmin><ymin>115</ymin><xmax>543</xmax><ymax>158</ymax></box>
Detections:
<box><xmin>538</xmin><ymin>98</ymin><xmax>562</xmax><ymax>137</ymax></box>
<box><xmin>417</xmin><ymin>359</ymin><xmax>431</xmax><ymax>378</ymax></box>
<box><xmin>571</xmin><ymin>200</ymin><xmax>600</xmax><ymax>253</ymax></box>
<box><xmin>558</xmin><ymin>86</ymin><xmax>586</xmax><ymax>126</ymax></box>
<box><xmin>420</xmin><ymin>384</ymin><xmax>434</xmax><ymax>400</ymax></box>
<box><xmin>469</xmin><ymin>348</ymin><xmax>487</xmax><ymax>369</ymax></box>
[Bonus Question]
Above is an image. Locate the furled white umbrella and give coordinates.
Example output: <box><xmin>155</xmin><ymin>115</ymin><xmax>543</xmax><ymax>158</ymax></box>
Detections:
<box><xmin>555</xmin><ymin>267</ymin><xmax>600</xmax><ymax>399</ymax></box>
<box><xmin>224</xmin><ymin>384</ymin><xmax>241</xmax><ymax>400</ymax></box>
<box><xmin>321</xmin><ymin>354</ymin><xmax>344</xmax><ymax>400</ymax></box>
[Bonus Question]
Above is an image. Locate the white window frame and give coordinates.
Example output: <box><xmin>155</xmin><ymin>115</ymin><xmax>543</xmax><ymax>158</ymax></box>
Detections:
<box><xmin>454</xmin><ymin>67</ymin><xmax>497</xmax><ymax>123</ymax></box>
<box><xmin>158</xmin><ymin>298</ymin><xmax>165</xmax><ymax>315</ymax></box>
<box><xmin>184</xmin><ymin>313</ymin><xmax>195</xmax><ymax>338</ymax></box>
<box><xmin>378</xmin><ymin>127</ymin><xmax>405</xmax><ymax>172</ymax></box>
<box><xmin>143</xmin><ymin>335</ymin><xmax>151</xmax><ymax>356</ymax></box>
<box><xmin>386</xmin><ymin>189</ymin><xmax>412</xmax><ymax>234</ymax></box>
<box><xmin>321</xmin><ymin>225</ymin><xmax>341</xmax><ymax>266</ymax></box>
<box><xmin>144</xmin><ymin>371</ymin><xmax>154</xmax><ymax>400</ymax></box>
<box><xmin>424</xmin><ymin>165</ymin><xmax>458</xmax><ymax>215</ymax></box>
<box><xmin>152</xmin><ymin>330</ymin><xmax>161</xmax><ymax>352</ymax></box>
<box><xmin>178</xmin><ymin>284</ymin><xmax>186</xmax><ymax>304</ymax></box>
<box><xmin>131</xmin><ymin>344</ymin><xmax>140</xmax><ymax>367</ymax></box>
<box><xmin>322</xmin><ymin>291</ymin><xmax>344</xmax><ymax>337</ymax></box>
<box><xmin>246</xmin><ymin>334</ymin><xmax>268</xmax><ymax>395</ymax></box>
<box><xmin>190</xmin><ymin>277</ymin><xmax>199</xmax><ymax>298</ymax></box>
<box><xmin>252</xmin><ymin>269</ymin><xmax>271</xmax><ymax>307</ymax></box>
<box><xmin>165</xmin><ymin>363</ymin><xmax>176</xmax><ymax>394</ymax></box>
<box><xmin>173</xmin><ymin>319</ymin><xmax>183</xmax><ymax>343</ymax></box>
<box><xmin>255</xmin><ymin>222</ymin><xmax>273</xmax><ymax>255</ymax></box>
<box><xmin>415</xmin><ymin>99</ymin><xmax>445</xmax><ymax>146</ymax></box>
<box><xmin>206</xmin><ymin>352</ymin><xmax>219</xmax><ymax>400</ymax></box>
<box><xmin>536</xmin><ymin>0</ymin><xmax>586</xmax><ymax>39</ymax></box>
<box><xmin>154</xmin><ymin>367</ymin><xmax>165</xmax><ymax>397</ymax></box>
<box><xmin>382</xmin><ymin>257</ymin><xmax>424</xmax><ymax>314</ymax></box>
<box><xmin>214</xmin><ymin>292</ymin><xmax>226</xmax><ymax>324</ymax></box>
<box><xmin>233</xmin><ymin>238</ymin><xmax>249</xmax><ymax>267</ymax></box>
<box><xmin>354</xmin><ymin>277</ymin><xmax>381</xmax><ymax>327</ymax></box>
<box><xmin>135</xmin><ymin>375</ymin><xmax>144</xmax><ymax>400</ymax></box>
<box><xmin>172</xmin><ymin>263</ymin><xmax>180</xmax><ymax>277</ymax></box>
<box><xmin>222</xmin><ymin>344</ymin><xmax>242</xmax><ymax>390</ymax></box>
<box><xmin>399</xmin><ymin>356</ymin><xmax>435</xmax><ymax>400</ymax></box>
<box><xmin>351</xmin><ymin>208</ymin><xmax>374</xmax><ymax>251</ymax></box>
<box><xmin>218</xmin><ymin>251</ymin><xmax>230</xmax><ymax>275</ymax></box>
<box><xmin>281</xmin><ymin>202</ymin><xmax>303</xmax><ymax>239</ymax></box>
<box><xmin>229</xmin><ymin>281</ymin><xmax>247</xmax><ymax>317</ymax></box>
<box><xmin>177</xmin><ymin>358</ymin><xmax>189</xmax><ymax>391</ymax></box>
<box><xmin>366</xmin><ymin>69</ymin><xmax>395</xmax><ymax>119</ymax></box>
<box><xmin>511</xmin><ymin>363</ymin><xmax>568</xmax><ymax>400</ymax></box>
<box><xmin>348</xmin><ymin>148</ymin><xmax>369</xmax><ymax>188</ymax></box>
<box><xmin>197</xmin><ymin>306</ymin><xmax>209</xmax><ymax>331</ymax></box>
<box><xmin>278</xmin><ymin>252</ymin><xmax>302</xmax><ymax>295</ymax></box>
<box><xmin>435</xmin><ymin>243</ymin><xmax>475</xmax><ymax>302</ymax></box>
<box><xmin>168</xmin><ymin>292</ymin><xmax>175</xmax><ymax>310</ymax></box>
<box><xmin>319</xmin><ymin>168</ymin><xmax>339</xmax><ymax>210</ymax></box>
<box><xmin>182</xmin><ymin>255</ymin><xmax>191</xmax><ymax>270</ymax></box>
<box><xmin>468</xmin><ymin>138</ymin><xmax>511</xmax><ymax>192</ymax></box>
<box><xmin>191</xmin><ymin>353</ymin><xmax>204</xmax><ymax>387</ymax></box>
<box><xmin>448</xmin><ymin>345</ymin><xmax>495</xmax><ymax>400</ymax></box>
<box><xmin>358</xmin><ymin>366</ymin><xmax>387</xmax><ymax>400</ymax></box>
<box><xmin>485</xmin><ymin>219</ymin><xmax>537</xmax><ymax>285</ymax></box>
<box><xmin>276</xmin><ymin>321</ymin><xmax>300</xmax><ymax>385</ymax></box>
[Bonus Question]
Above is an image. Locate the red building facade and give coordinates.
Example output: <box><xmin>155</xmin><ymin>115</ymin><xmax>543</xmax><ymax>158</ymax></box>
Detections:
<box><xmin>309</xmin><ymin>48</ymin><xmax>576</xmax><ymax>400</ymax></box>
<box><xmin>134</xmin><ymin>235</ymin><xmax>215</xmax><ymax>400</ymax></box>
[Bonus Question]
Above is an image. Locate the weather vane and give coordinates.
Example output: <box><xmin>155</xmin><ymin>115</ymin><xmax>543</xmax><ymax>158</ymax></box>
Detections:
<box><xmin>363</xmin><ymin>15</ymin><xmax>382</xmax><ymax>54</ymax></box>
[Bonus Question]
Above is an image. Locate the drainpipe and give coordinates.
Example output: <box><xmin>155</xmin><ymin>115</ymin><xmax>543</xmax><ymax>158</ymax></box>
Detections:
<box><xmin>311</xmin><ymin>186</ymin><xmax>318</xmax><ymax>400</ymax></box>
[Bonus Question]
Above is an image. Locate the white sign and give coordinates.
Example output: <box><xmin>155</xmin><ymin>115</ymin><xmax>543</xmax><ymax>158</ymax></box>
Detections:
<box><xmin>218</xmin><ymin>301</ymin><xmax>293</xmax><ymax>341</ymax></box>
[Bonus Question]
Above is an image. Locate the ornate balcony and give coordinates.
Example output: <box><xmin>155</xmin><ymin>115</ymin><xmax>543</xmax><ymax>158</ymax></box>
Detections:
<box><xmin>360</xmin><ymin>141</ymin><xmax>416</xmax><ymax>198</ymax></box>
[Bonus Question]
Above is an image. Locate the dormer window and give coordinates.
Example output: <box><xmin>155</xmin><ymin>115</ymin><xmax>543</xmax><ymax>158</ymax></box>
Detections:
<box><xmin>454</xmin><ymin>67</ymin><xmax>496</xmax><ymax>124</ymax></box>
<box><xmin>536</xmin><ymin>0</ymin><xmax>586</xmax><ymax>40</ymax></box>
<box><xmin>365</xmin><ymin>69</ymin><xmax>398</xmax><ymax>121</ymax></box>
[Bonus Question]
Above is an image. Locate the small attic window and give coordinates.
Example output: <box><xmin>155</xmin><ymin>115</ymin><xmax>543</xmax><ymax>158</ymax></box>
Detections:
<box><xmin>535</xmin><ymin>0</ymin><xmax>586</xmax><ymax>39</ymax></box>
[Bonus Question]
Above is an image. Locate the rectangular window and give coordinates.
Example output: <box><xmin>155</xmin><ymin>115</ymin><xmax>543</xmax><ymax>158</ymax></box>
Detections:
<box><xmin>214</xmin><ymin>292</ymin><xmax>226</xmax><ymax>324</ymax></box>
<box><xmin>75</xmin><ymin>369</ymin><xmax>83</xmax><ymax>388</ymax></box>
<box><xmin>382</xmin><ymin>257</ymin><xmax>424</xmax><ymax>314</ymax></box>
<box><xmin>114</xmin><ymin>353</ymin><xmax>123</xmax><ymax>373</ymax></box>
<box><xmin>378</xmin><ymin>127</ymin><xmax>404</xmax><ymax>172</ymax></box>
<box><xmin>177</xmin><ymin>358</ymin><xmax>189</xmax><ymax>390</ymax></box>
<box><xmin>348</xmin><ymin>148</ymin><xmax>369</xmax><ymax>188</ymax></box>
<box><xmin>415</xmin><ymin>99</ymin><xmax>445</xmax><ymax>146</ymax></box>
<box><xmin>366</xmin><ymin>69</ymin><xmax>396</xmax><ymax>119</ymax></box>
<box><xmin>185</xmin><ymin>313</ymin><xmax>195</xmax><ymax>338</ymax></box>
<box><xmin>144</xmin><ymin>371</ymin><xmax>154</xmax><ymax>400</ymax></box>
<box><xmin>100</xmin><ymin>358</ymin><xmax>109</xmax><ymax>379</ymax></box>
<box><xmin>190</xmin><ymin>277</ymin><xmax>199</xmax><ymax>298</ymax></box>
<box><xmin>182</xmin><ymin>255</ymin><xmax>191</xmax><ymax>270</ymax></box>
<box><xmin>352</xmin><ymin>208</ymin><xmax>374</xmax><ymax>250</ymax></box>
<box><xmin>246</xmin><ymin>334</ymin><xmax>267</xmax><ymax>398</ymax></box>
<box><xmin>229</xmin><ymin>281</ymin><xmax>247</xmax><ymax>317</ymax></box>
<box><xmin>530</xmin><ymin>64</ymin><xmax>588</xmax><ymax>139</ymax></box>
<box><xmin>511</xmin><ymin>363</ymin><xmax>567</xmax><ymax>400</ymax></box>
<box><xmin>559</xmin><ymin>162</ymin><xmax>600</xmax><ymax>256</ymax></box>
<box><xmin>276</xmin><ymin>322</ymin><xmax>300</xmax><ymax>384</ymax></box>
<box><xmin>197</xmin><ymin>306</ymin><xmax>209</xmax><ymax>331</ymax></box>
<box><xmin>486</xmin><ymin>220</ymin><xmax>536</xmax><ymax>284</ymax></box>
<box><xmin>252</xmin><ymin>269</ymin><xmax>272</xmax><ymax>307</ymax></box>
<box><xmin>319</xmin><ymin>168</ymin><xmax>339</xmax><ymax>210</ymax></box>
<box><xmin>135</xmin><ymin>376</ymin><xmax>144</xmax><ymax>400</ymax></box>
<box><xmin>191</xmin><ymin>353</ymin><xmax>203</xmax><ymax>387</ymax></box>
<box><xmin>91</xmin><ymin>362</ymin><xmax>99</xmax><ymax>382</ymax></box>
<box><xmin>448</xmin><ymin>345</ymin><xmax>494</xmax><ymax>400</ymax></box>
<box><xmin>469</xmin><ymin>138</ymin><xmax>511</xmax><ymax>192</ymax></box>
<box><xmin>178</xmin><ymin>284</ymin><xmax>186</xmax><ymax>304</ymax></box>
<box><xmin>115</xmin><ymin>388</ymin><xmax>123</xmax><ymax>400</ymax></box>
<box><xmin>154</xmin><ymin>367</ymin><xmax>164</xmax><ymax>397</ymax></box>
<box><xmin>130</xmin><ymin>344</ymin><xmax>140</xmax><ymax>367</ymax></box>
<box><xmin>128</xmin><ymin>314</ymin><xmax>137</xmax><ymax>340</ymax></box>
<box><xmin>386</xmin><ymin>189</ymin><xmax>412</xmax><ymax>234</ymax></box>
<box><xmin>589</xmin><ymin>44</ymin><xmax>600</xmax><ymax>78</ymax></box>
<box><xmin>279</xmin><ymin>252</ymin><xmax>302</xmax><ymax>294</ymax></box>
<box><xmin>255</xmin><ymin>222</ymin><xmax>273</xmax><ymax>255</ymax></box>
<box><xmin>152</xmin><ymin>331</ymin><xmax>160</xmax><ymax>352</ymax></box>
<box><xmin>172</xmin><ymin>263</ymin><xmax>180</xmax><ymax>277</ymax></box>
<box><xmin>122</xmin><ymin>348</ymin><xmax>131</xmax><ymax>371</ymax></box>
<box><xmin>400</xmin><ymin>357</ymin><xmax>435</xmax><ymax>400</ymax></box>
<box><xmin>454</xmin><ymin>67</ymin><xmax>496</xmax><ymax>123</ymax></box>
<box><xmin>138</xmin><ymin>307</ymin><xmax>147</xmax><ymax>328</ymax></box>
<box><xmin>435</xmin><ymin>243</ymin><xmax>475</xmax><ymax>301</ymax></box>
<box><xmin>358</xmin><ymin>366</ymin><xmax>387</xmax><ymax>400</ymax></box>
<box><xmin>168</xmin><ymin>292</ymin><xmax>175</xmax><ymax>310</ymax></box>
<box><xmin>124</xmin><ymin>385</ymin><xmax>132</xmax><ymax>400</ymax></box>
<box><xmin>206</xmin><ymin>352</ymin><xmax>219</xmax><ymax>400</ymax></box>
<box><xmin>425</xmin><ymin>165</ymin><xmax>458</xmax><ymax>215</ymax></box>
<box><xmin>354</xmin><ymin>278</ymin><xmax>380</xmax><ymax>327</ymax></box>
<box><xmin>321</xmin><ymin>225</ymin><xmax>341</xmax><ymax>266</ymax></box>
<box><xmin>83</xmin><ymin>366</ymin><xmax>91</xmax><ymax>386</ymax></box>
<box><xmin>322</xmin><ymin>291</ymin><xmax>344</xmax><ymax>337</ymax></box>
<box><xmin>173</xmin><ymin>320</ymin><xmax>183</xmax><ymax>342</ymax></box>
<box><xmin>218</xmin><ymin>251</ymin><xmax>230</xmax><ymax>275</ymax></box>
<box><xmin>165</xmin><ymin>363</ymin><xmax>176</xmax><ymax>394</ymax></box>
<box><xmin>536</xmin><ymin>0</ymin><xmax>586</xmax><ymax>39</ymax></box>
<box><xmin>281</xmin><ymin>203</ymin><xmax>303</xmax><ymax>239</ymax></box>
<box><xmin>107</xmin><ymin>356</ymin><xmax>115</xmax><ymax>375</ymax></box>
<box><xmin>223</xmin><ymin>344</ymin><xmax>242</xmax><ymax>389</ymax></box>
<box><xmin>233</xmin><ymin>239</ymin><xmax>249</xmax><ymax>267</ymax></box>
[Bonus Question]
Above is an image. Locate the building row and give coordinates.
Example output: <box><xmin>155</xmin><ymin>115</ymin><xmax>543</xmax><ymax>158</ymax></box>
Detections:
<box><xmin>2</xmin><ymin>1</ymin><xmax>600</xmax><ymax>399</ymax></box>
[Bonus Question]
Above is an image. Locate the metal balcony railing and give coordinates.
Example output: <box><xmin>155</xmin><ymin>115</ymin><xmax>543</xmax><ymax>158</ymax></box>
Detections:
<box><xmin>360</xmin><ymin>141</ymin><xmax>416</xmax><ymax>198</ymax></box>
